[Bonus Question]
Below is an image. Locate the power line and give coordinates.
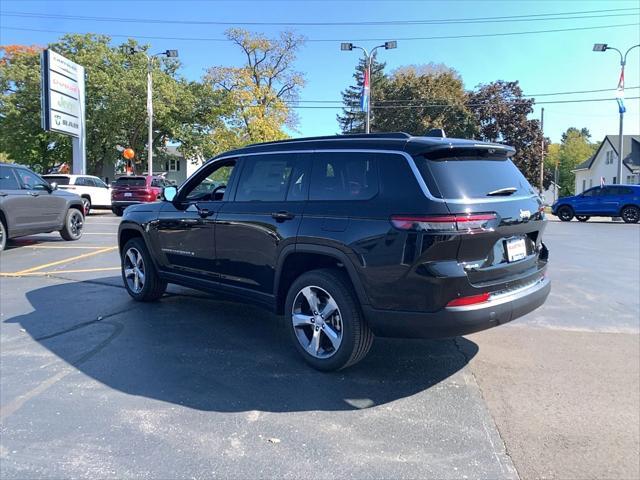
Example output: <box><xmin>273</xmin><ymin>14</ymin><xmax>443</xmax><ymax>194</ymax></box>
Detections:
<box><xmin>1</xmin><ymin>7</ymin><xmax>638</xmax><ymax>26</ymax></box>
<box><xmin>3</xmin><ymin>22</ymin><xmax>639</xmax><ymax>43</ymax></box>
<box><xmin>285</xmin><ymin>96</ymin><xmax>640</xmax><ymax>109</ymax></box>
<box><xmin>289</xmin><ymin>87</ymin><xmax>640</xmax><ymax>104</ymax></box>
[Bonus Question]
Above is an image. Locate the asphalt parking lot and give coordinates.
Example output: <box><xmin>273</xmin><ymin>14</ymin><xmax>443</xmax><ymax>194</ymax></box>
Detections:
<box><xmin>1</xmin><ymin>214</ymin><xmax>638</xmax><ymax>479</ymax></box>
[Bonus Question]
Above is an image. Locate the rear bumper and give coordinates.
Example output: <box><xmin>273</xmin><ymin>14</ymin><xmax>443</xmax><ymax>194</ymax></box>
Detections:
<box><xmin>362</xmin><ymin>277</ymin><xmax>550</xmax><ymax>338</ymax></box>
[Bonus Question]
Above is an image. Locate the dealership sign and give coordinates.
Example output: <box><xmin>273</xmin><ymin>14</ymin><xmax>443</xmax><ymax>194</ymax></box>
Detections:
<box><xmin>41</xmin><ymin>50</ymin><xmax>85</xmax><ymax>138</ymax></box>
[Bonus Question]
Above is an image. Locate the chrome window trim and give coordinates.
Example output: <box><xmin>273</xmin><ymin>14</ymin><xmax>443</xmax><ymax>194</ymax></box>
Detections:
<box><xmin>190</xmin><ymin>148</ymin><xmax>538</xmax><ymax>205</ymax></box>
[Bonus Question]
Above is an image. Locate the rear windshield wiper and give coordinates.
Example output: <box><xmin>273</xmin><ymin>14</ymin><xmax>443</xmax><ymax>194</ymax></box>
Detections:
<box><xmin>487</xmin><ymin>187</ymin><xmax>517</xmax><ymax>196</ymax></box>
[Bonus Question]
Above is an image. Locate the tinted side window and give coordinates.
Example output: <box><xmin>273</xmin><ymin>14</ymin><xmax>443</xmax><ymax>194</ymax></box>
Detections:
<box><xmin>17</xmin><ymin>169</ymin><xmax>49</xmax><ymax>190</ymax></box>
<box><xmin>235</xmin><ymin>155</ymin><xmax>295</xmax><ymax>202</ymax></box>
<box><xmin>0</xmin><ymin>166</ymin><xmax>20</xmax><ymax>190</ymax></box>
<box><xmin>75</xmin><ymin>177</ymin><xmax>90</xmax><ymax>186</ymax></box>
<box><xmin>309</xmin><ymin>152</ymin><xmax>378</xmax><ymax>201</ymax></box>
<box><xmin>582</xmin><ymin>188</ymin><xmax>600</xmax><ymax>197</ymax></box>
<box><xmin>151</xmin><ymin>178</ymin><xmax>163</xmax><ymax>188</ymax></box>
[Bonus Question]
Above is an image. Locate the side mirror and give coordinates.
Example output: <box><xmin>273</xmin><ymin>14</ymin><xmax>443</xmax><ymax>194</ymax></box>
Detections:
<box><xmin>49</xmin><ymin>182</ymin><xmax>58</xmax><ymax>191</ymax></box>
<box><xmin>163</xmin><ymin>185</ymin><xmax>177</xmax><ymax>202</ymax></box>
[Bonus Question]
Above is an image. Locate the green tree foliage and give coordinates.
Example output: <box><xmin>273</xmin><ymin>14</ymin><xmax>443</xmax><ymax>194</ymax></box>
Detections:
<box><xmin>0</xmin><ymin>45</ymin><xmax>71</xmax><ymax>172</ymax></box>
<box><xmin>337</xmin><ymin>55</ymin><xmax>387</xmax><ymax>133</ymax></box>
<box><xmin>204</xmin><ymin>29</ymin><xmax>305</xmax><ymax>153</ymax></box>
<box><xmin>468</xmin><ymin>80</ymin><xmax>546</xmax><ymax>185</ymax></box>
<box><xmin>547</xmin><ymin>127</ymin><xmax>598</xmax><ymax>196</ymax></box>
<box><xmin>376</xmin><ymin>64</ymin><xmax>477</xmax><ymax>137</ymax></box>
<box><xmin>1</xmin><ymin>35</ymin><xmax>227</xmax><ymax>175</ymax></box>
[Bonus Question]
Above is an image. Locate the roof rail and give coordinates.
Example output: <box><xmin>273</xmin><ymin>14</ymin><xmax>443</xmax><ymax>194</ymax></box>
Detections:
<box><xmin>246</xmin><ymin>132</ymin><xmax>412</xmax><ymax>147</ymax></box>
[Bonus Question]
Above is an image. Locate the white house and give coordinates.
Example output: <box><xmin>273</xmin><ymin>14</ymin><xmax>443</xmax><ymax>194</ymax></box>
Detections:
<box><xmin>573</xmin><ymin>135</ymin><xmax>640</xmax><ymax>194</ymax></box>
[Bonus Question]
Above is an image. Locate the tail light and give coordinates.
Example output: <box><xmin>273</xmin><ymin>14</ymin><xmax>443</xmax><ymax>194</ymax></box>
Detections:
<box><xmin>446</xmin><ymin>292</ymin><xmax>490</xmax><ymax>308</ymax></box>
<box><xmin>390</xmin><ymin>213</ymin><xmax>497</xmax><ymax>233</ymax></box>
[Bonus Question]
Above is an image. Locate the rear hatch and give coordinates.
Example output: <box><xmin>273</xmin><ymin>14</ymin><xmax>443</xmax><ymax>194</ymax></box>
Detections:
<box><xmin>112</xmin><ymin>176</ymin><xmax>152</xmax><ymax>202</ymax></box>
<box><xmin>414</xmin><ymin>145</ymin><xmax>547</xmax><ymax>289</ymax></box>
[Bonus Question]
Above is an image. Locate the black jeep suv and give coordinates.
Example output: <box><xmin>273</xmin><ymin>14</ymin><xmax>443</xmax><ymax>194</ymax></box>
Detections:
<box><xmin>118</xmin><ymin>133</ymin><xmax>550</xmax><ymax>370</ymax></box>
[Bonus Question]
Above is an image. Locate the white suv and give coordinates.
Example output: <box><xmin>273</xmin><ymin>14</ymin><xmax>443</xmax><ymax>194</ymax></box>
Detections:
<box><xmin>43</xmin><ymin>174</ymin><xmax>111</xmax><ymax>214</ymax></box>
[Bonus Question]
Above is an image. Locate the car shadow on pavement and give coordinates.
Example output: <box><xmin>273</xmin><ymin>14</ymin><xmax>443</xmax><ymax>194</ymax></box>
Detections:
<box><xmin>7</xmin><ymin>277</ymin><xmax>478</xmax><ymax>413</ymax></box>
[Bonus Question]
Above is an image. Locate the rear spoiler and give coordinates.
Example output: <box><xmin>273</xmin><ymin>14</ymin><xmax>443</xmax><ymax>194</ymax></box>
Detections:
<box><xmin>421</xmin><ymin>143</ymin><xmax>516</xmax><ymax>160</ymax></box>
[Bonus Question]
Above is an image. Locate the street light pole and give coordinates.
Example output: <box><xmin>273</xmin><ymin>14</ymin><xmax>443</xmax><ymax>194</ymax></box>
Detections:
<box><xmin>341</xmin><ymin>41</ymin><xmax>397</xmax><ymax>134</ymax></box>
<box><xmin>593</xmin><ymin>43</ymin><xmax>640</xmax><ymax>184</ymax></box>
<box><xmin>126</xmin><ymin>48</ymin><xmax>178</xmax><ymax>176</ymax></box>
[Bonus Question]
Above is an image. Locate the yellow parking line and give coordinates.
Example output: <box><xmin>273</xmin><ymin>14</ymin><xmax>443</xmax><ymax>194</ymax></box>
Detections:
<box><xmin>0</xmin><ymin>267</ymin><xmax>121</xmax><ymax>277</ymax></box>
<box><xmin>13</xmin><ymin>246</ymin><xmax>117</xmax><ymax>275</ymax></box>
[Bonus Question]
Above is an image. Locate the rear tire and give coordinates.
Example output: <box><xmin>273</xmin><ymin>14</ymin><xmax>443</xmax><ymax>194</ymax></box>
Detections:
<box><xmin>285</xmin><ymin>268</ymin><xmax>373</xmax><ymax>371</ymax></box>
<box><xmin>576</xmin><ymin>215</ymin><xmax>590</xmax><ymax>222</ymax></box>
<box><xmin>112</xmin><ymin>207</ymin><xmax>123</xmax><ymax>217</ymax></box>
<box><xmin>621</xmin><ymin>205</ymin><xmax>639</xmax><ymax>224</ymax></box>
<box><xmin>0</xmin><ymin>219</ymin><xmax>6</xmax><ymax>252</ymax></box>
<box><xmin>59</xmin><ymin>208</ymin><xmax>84</xmax><ymax>241</ymax></box>
<box><xmin>557</xmin><ymin>206</ymin><xmax>574</xmax><ymax>222</ymax></box>
<box><xmin>121</xmin><ymin>237</ymin><xmax>167</xmax><ymax>301</ymax></box>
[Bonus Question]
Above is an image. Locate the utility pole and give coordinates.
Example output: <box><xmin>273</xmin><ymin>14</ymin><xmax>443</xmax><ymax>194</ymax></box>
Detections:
<box><xmin>593</xmin><ymin>42</ymin><xmax>640</xmax><ymax>184</ymax></box>
<box><xmin>126</xmin><ymin>48</ymin><xmax>179</xmax><ymax>176</ymax></box>
<box><xmin>341</xmin><ymin>41</ymin><xmax>397</xmax><ymax>134</ymax></box>
<box><xmin>539</xmin><ymin>107</ymin><xmax>545</xmax><ymax>193</ymax></box>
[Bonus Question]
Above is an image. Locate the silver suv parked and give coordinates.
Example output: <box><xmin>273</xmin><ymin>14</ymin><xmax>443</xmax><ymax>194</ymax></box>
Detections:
<box><xmin>0</xmin><ymin>164</ymin><xmax>85</xmax><ymax>251</ymax></box>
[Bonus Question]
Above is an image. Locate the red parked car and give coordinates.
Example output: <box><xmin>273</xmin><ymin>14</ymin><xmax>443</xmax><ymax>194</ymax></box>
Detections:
<box><xmin>111</xmin><ymin>175</ymin><xmax>171</xmax><ymax>216</ymax></box>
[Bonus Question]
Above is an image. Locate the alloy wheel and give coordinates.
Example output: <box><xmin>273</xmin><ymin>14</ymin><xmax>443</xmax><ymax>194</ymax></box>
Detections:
<box><xmin>124</xmin><ymin>247</ymin><xmax>146</xmax><ymax>294</ymax></box>
<box><xmin>291</xmin><ymin>285</ymin><xmax>343</xmax><ymax>359</ymax></box>
<box><xmin>69</xmin><ymin>210</ymin><xmax>84</xmax><ymax>237</ymax></box>
<box><xmin>622</xmin><ymin>207</ymin><xmax>639</xmax><ymax>223</ymax></box>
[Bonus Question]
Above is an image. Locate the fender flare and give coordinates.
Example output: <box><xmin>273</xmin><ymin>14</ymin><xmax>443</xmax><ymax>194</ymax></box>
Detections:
<box><xmin>275</xmin><ymin>243</ymin><xmax>370</xmax><ymax>307</ymax></box>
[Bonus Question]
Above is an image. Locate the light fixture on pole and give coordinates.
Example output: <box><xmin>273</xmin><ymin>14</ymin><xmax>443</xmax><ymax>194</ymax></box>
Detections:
<box><xmin>593</xmin><ymin>42</ymin><xmax>640</xmax><ymax>185</ymax></box>
<box><xmin>126</xmin><ymin>47</ymin><xmax>179</xmax><ymax>176</ymax></box>
<box><xmin>341</xmin><ymin>40</ymin><xmax>397</xmax><ymax>134</ymax></box>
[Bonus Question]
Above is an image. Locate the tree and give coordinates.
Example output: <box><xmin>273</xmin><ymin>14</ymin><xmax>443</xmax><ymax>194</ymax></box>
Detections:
<box><xmin>204</xmin><ymin>29</ymin><xmax>305</xmax><ymax>153</ymax></box>
<box><xmin>337</xmin><ymin>55</ymin><xmax>387</xmax><ymax>134</ymax></box>
<box><xmin>1</xmin><ymin>35</ymin><xmax>228</xmax><ymax>175</ymax></box>
<box><xmin>375</xmin><ymin>64</ymin><xmax>477</xmax><ymax>137</ymax></box>
<box><xmin>550</xmin><ymin>127</ymin><xmax>598</xmax><ymax>196</ymax></box>
<box><xmin>0</xmin><ymin>45</ymin><xmax>72</xmax><ymax>173</ymax></box>
<box><xmin>468</xmin><ymin>80</ymin><xmax>545</xmax><ymax>185</ymax></box>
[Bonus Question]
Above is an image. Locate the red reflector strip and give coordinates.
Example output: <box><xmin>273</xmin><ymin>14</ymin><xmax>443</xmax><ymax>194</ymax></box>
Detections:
<box><xmin>446</xmin><ymin>292</ymin><xmax>491</xmax><ymax>307</ymax></box>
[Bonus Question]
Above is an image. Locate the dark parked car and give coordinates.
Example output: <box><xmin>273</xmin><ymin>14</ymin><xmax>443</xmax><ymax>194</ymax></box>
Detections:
<box><xmin>118</xmin><ymin>133</ymin><xmax>550</xmax><ymax>370</ymax></box>
<box><xmin>0</xmin><ymin>164</ymin><xmax>85</xmax><ymax>251</ymax></box>
<box><xmin>111</xmin><ymin>175</ymin><xmax>170</xmax><ymax>216</ymax></box>
<box><xmin>552</xmin><ymin>185</ymin><xmax>640</xmax><ymax>223</ymax></box>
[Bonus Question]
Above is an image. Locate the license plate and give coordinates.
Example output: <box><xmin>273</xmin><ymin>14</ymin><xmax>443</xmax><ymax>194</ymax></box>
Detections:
<box><xmin>124</xmin><ymin>192</ymin><xmax>132</xmax><ymax>197</ymax></box>
<box><xmin>505</xmin><ymin>237</ymin><xmax>527</xmax><ymax>262</ymax></box>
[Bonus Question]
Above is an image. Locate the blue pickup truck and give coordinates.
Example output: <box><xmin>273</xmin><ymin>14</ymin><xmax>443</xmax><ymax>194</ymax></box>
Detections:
<box><xmin>552</xmin><ymin>185</ymin><xmax>640</xmax><ymax>223</ymax></box>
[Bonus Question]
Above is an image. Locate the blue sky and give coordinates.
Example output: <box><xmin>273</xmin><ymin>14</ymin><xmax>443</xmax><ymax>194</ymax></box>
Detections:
<box><xmin>1</xmin><ymin>0</ymin><xmax>639</xmax><ymax>143</ymax></box>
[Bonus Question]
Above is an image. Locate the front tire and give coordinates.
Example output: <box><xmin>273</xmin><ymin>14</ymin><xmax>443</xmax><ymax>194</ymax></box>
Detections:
<box><xmin>576</xmin><ymin>215</ymin><xmax>590</xmax><ymax>222</ymax></box>
<box><xmin>0</xmin><ymin>220</ymin><xmax>6</xmax><ymax>252</ymax></box>
<box><xmin>285</xmin><ymin>268</ymin><xmax>373</xmax><ymax>371</ymax></box>
<box><xmin>621</xmin><ymin>205</ymin><xmax>640</xmax><ymax>224</ymax></box>
<box><xmin>557</xmin><ymin>206</ymin><xmax>574</xmax><ymax>222</ymax></box>
<box><xmin>59</xmin><ymin>208</ymin><xmax>84</xmax><ymax>241</ymax></box>
<box><xmin>81</xmin><ymin>196</ymin><xmax>91</xmax><ymax>216</ymax></box>
<box><xmin>121</xmin><ymin>237</ymin><xmax>167</xmax><ymax>301</ymax></box>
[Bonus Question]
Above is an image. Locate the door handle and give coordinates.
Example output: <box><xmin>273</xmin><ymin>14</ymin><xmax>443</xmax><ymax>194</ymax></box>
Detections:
<box><xmin>180</xmin><ymin>218</ymin><xmax>199</xmax><ymax>225</ymax></box>
<box><xmin>29</xmin><ymin>191</ymin><xmax>39</xmax><ymax>197</ymax></box>
<box><xmin>0</xmin><ymin>192</ymin><xmax>7</xmax><ymax>197</ymax></box>
<box><xmin>271</xmin><ymin>211</ymin><xmax>295</xmax><ymax>222</ymax></box>
<box><xmin>195</xmin><ymin>204</ymin><xmax>215</xmax><ymax>219</ymax></box>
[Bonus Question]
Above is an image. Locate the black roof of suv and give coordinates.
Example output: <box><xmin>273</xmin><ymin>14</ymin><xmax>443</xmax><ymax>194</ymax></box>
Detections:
<box><xmin>117</xmin><ymin>132</ymin><xmax>549</xmax><ymax>371</ymax></box>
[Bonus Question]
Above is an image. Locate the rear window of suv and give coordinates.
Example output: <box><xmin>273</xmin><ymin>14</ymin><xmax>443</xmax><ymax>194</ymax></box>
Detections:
<box><xmin>415</xmin><ymin>154</ymin><xmax>535</xmax><ymax>200</ymax></box>
<box><xmin>43</xmin><ymin>175</ymin><xmax>71</xmax><ymax>185</ymax></box>
<box><xmin>114</xmin><ymin>177</ymin><xmax>146</xmax><ymax>187</ymax></box>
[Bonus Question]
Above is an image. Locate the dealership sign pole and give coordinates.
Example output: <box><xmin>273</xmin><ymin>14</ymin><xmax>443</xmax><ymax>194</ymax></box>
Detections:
<box><xmin>41</xmin><ymin>49</ymin><xmax>86</xmax><ymax>174</ymax></box>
